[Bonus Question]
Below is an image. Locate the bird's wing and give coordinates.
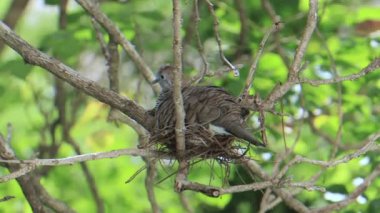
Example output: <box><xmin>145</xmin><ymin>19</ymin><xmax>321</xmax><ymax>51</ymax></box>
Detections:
<box><xmin>183</xmin><ymin>86</ymin><xmax>223</xmax><ymax>125</ymax></box>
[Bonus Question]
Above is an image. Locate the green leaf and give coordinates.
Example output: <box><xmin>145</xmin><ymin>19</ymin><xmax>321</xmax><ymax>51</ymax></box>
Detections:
<box><xmin>368</xmin><ymin>198</ymin><xmax>380</xmax><ymax>213</ymax></box>
<box><xmin>0</xmin><ymin>59</ymin><xmax>32</xmax><ymax>79</ymax></box>
<box><xmin>326</xmin><ymin>184</ymin><xmax>348</xmax><ymax>194</ymax></box>
<box><xmin>44</xmin><ymin>0</ymin><xmax>60</xmax><ymax>5</ymax></box>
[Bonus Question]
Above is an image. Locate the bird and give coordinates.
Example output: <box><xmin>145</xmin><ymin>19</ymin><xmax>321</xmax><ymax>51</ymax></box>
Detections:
<box><xmin>151</xmin><ymin>65</ymin><xmax>265</xmax><ymax>147</ymax></box>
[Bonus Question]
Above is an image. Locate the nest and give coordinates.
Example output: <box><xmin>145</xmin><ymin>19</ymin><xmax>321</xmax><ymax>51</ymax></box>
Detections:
<box><xmin>148</xmin><ymin>124</ymin><xmax>250</xmax><ymax>161</ymax></box>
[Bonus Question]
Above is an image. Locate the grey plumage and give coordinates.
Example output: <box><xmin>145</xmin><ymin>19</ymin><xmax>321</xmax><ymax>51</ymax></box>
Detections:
<box><xmin>152</xmin><ymin>65</ymin><xmax>265</xmax><ymax>147</ymax></box>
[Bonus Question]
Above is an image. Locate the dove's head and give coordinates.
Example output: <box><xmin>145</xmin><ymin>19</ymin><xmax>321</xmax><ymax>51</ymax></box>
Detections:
<box><xmin>152</xmin><ymin>65</ymin><xmax>175</xmax><ymax>91</ymax></box>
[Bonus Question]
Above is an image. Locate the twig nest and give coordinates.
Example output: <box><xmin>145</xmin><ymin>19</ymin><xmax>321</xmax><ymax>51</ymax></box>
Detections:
<box><xmin>149</xmin><ymin>124</ymin><xmax>248</xmax><ymax>160</ymax></box>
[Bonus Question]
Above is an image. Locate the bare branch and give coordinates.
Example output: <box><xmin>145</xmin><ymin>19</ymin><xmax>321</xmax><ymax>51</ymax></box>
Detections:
<box><xmin>242</xmin><ymin>159</ymin><xmax>312</xmax><ymax>213</ymax></box>
<box><xmin>32</xmin><ymin>178</ymin><xmax>75</xmax><ymax>213</ymax></box>
<box><xmin>0</xmin><ymin>21</ymin><xmax>153</xmax><ymax>130</ymax></box>
<box><xmin>0</xmin><ymin>0</ymin><xmax>29</xmax><ymax>54</ymax></box>
<box><xmin>313</xmin><ymin>165</ymin><xmax>380</xmax><ymax>213</ymax></box>
<box><xmin>272</xmin><ymin>132</ymin><xmax>380</xmax><ymax>184</ymax></box>
<box><xmin>242</xmin><ymin>24</ymin><xmax>277</xmax><ymax>97</ymax></box>
<box><xmin>205</xmin><ymin>0</ymin><xmax>239</xmax><ymax>76</ymax></box>
<box><xmin>0</xmin><ymin>164</ymin><xmax>35</xmax><ymax>182</ymax></box>
<box><xmin>294</xmin><ymin>132</ymin><xmax>380</xmax><ymax>168</ymax></box>
<box><xmin>91</xmin><ymin>18</ymin><xmax>109</xmax><ymax>59</ymax></box>
<box><xmin>0</xmin><ymin>148</ymin><xmax>166</xmax><ymax>166</ymax></box>
<box><xmin>189</xmin><ymin>0</ymin><xmax>209</xmax><ymax>85</ymax></box>
<box><xmin>179</xmin><ymin>192</ymin><xmax>194</xmax><ymax>213</ymax></box>
<box><xmin>74</xmin><ymin>0</ymin><xmax>160</xmax><ymax>93</ymax></box>
<box><xmin>144</xmin><ymin>160</ymin><xmax>160</xmax><ymax>213</ymax></box>
<box><xmin>172</xmin><ymin>0</ymin><xmax>188</xmax><ymax>192</ymax></box>
<box><xmin>261</xmin><ymin>0</ymin><xmax>290</xmax><ymax>68</ymax></box>
<box><xmin>180</xmin><ymin>180</ymin><xmax>271</xmax><ymax>197</ymax></box>
<box><xmin>172</xmin><ymin>0</ymin><xmax>186</xmax><ymax>153</ymax></box>
<box><xmin>289</xmin><ymin>0</ymin><xmax>318</xmax><ymax>79</ymax></box>
<box><xmin>300</xmin><ymin>58</ymin><xmax>380</xmax><ymax>85</ymax></box>
<box><xmin>0</xmin><ymin>126</ymin><xmax>74</xmax><ymax>213</ymax></box>
<box><xmin>263</xmin><ymin>0</ymin><xmax>318</xmax><ymax>109</ymax></box>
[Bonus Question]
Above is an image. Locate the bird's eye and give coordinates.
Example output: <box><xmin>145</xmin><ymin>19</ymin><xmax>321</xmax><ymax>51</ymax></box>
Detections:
<box><xmin>160</xmin><ymin>74</ymin><xmax>165</xmax><ymax>79</ymax></box>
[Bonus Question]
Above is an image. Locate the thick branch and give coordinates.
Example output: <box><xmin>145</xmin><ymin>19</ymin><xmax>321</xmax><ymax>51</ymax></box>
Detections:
<box><xmin>0</xmin><ymin>21</ymin><xmax>154</xmax><ymax>130</ymax></box>
<box><xmin>172</xmin><ymin>0</ymin><xmax>188</xmax><ymax>192</ymax></box>
<box><xmin>172</xmin><ymin>0</ymin><xmax>186</xmax><ymax>155</ymax></box>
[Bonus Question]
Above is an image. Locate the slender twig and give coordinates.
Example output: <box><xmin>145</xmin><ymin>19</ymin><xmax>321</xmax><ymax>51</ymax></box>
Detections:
<box><xmin>179</xmin><ymin>192</ymin><xmax>194</xmax><ymax>213</ymax></box>
<box><xmin>0</xmin><ymin>126</ymin><xmax>75</xmax><ymax>213</ymax></box>
<box><xmin>0</xmin><ymin>164</ymin><xmax>36</xmax><ymax>182</ymax></box>
<box><xmin>315</xmin><ymin>29</ymin><xmax>343</xmax><ymax>158</ymax></box>
<box><xmin>242</xmin><ymin>24</ymin><xmax>277</xmax><ymax>97</ymax></box>
<box><xmin>273</xmin><ymin>132</ymin><xmax>380</xmax><ymax>181</ymax></box>
<box><xmin>263</xmin><ymin>0</ymin><xmax>318</xmax><ymax>109</ymax></box>
<box><xmin>313</xmin><ymin>165</ymin><xmax>380</xmax><ymax>213</ymax></box>
<box><xmin>261</xmin><ymin>0</ymin><xmax>290</xmax><ymax>68</ymax></box>
<box><xmin>91</xmin><ymin>19</ymin><xmax>109</xmax><ymax>59</ymax></box>
<box><xmin>74</xmin><ymin>0</ymin><xmax>160</xmax><ymax>93</ymax></box>
<box><xmin>300</xmin><ymin>58</ymin><xmax>380</xmax><ymax>85</ymax></box>
<box><xmin>243</xmin><ymin>159</ymin><xmax>311</xmax><ymax>213</ymax></box>
<box><xmin>307</xmin><ymin>113</ymin><xmax>363</xmax><ymax>150</ymax></box>
<box><xmin>145</xmin><ymin>160</ymin><xmax>160</xmax><ymax>213</ymax></box>
<box><xmin>0</xmin><ymin>147</ymin><xmax>167</xmax><ymax>182</ymax></box>
<box><xmin>205</xmin><ymin>0</ymin><xmax>239</xmax><ymax>76</ymax></box>
<box><xmin>0</xmin><ymin>149</ymin><xmax>167</xmax><ymax>166</ymax></box>
<box><xmin>0</xmin><ymin>196</ymin><xmax>15</xmax><ymax>202</ymax></box>
<box><xmin>289</xmin><ymin>0</ymin><xmax>318</xmax><ymax>79</ymax></box>
<box><xmin>189</xmin><ymin>0</ymin><xmax>209</xmax><ymax>85</ymax></box>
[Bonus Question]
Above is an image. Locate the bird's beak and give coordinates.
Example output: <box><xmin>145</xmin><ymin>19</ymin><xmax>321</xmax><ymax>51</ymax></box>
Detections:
<box><xmin>151</xmin><ymin>77</ymin><xmax>159</xmax><ymax>84</ymax></box>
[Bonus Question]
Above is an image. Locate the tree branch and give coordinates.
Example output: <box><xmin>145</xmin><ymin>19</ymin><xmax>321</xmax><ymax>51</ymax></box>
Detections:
<box><xmin>263</xmin><ymin>0</ymin><xmax>318</xmax><ymax>109</ymax></box>
<box><xmin>243</xmin><ymin>159</ymin><xmax>312</xmax><ymax>213</ymax></box>
<box><xmin>172</xmin><ymin>0</ymin><xmax>188</xmax><ymax>192</ymax></box>
<box><xmin>288</xmin><ymin>0</ymin><xmax>318</xmax><ymax>79</ymax></box>
<box><xmin>0</xmin><ymin>0</ymin><xmax>29</xmax><ymax>54</ymax></box>
<box><xmin>242</xmin><ymin>23</ymin><xmax>277</xmax><ymax>97</ymax></box>
<box><xmin>205</xmin><ymin>0</ymin><xmax>239</xmax><ymax>76</ymax></box>
<box><xmin>313</xmin><ymin>165</ymin><xmax>380</xmax><ymax>213</ymax></box>
<box><xmin>0</xmin><ymin>21</ymin><xmax>154</xmax><ymax>131</ymax></box>
<box><xmin>0</xmin><ymin>126</ymin><xmax>74</xmax><ymax>213</ymax></box>
<box><xmin>74</xmin><ymin>0</ymin><xmax>160</xmax><ymax>93</ymax></box>
<box><xmin>300</xmin><ymin>58</ymin><xmax>380</xmax><ymax>85</ymax></box>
